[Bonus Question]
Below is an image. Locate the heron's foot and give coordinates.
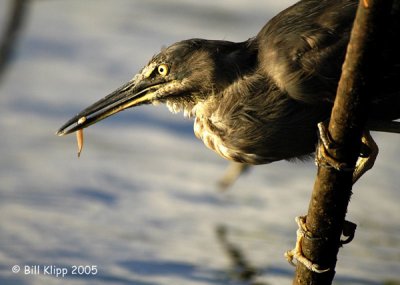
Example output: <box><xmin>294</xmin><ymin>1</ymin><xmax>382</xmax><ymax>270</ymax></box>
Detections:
<box><xmin>315</xmin><ymin>122</ymin><xmax>354</xmax><ymax>172</ymax></box>
<box><xmin>352</xmin><ymin>131</ymin><xmax>378</xmax><ymax>183</ymax></box>
<box><xmin>285</xmin><ymin>216</ymin><xmax>330</xmax><ymax>273</ymax></box>
<box><xmin>315</xmin><ymin>122</ymin><xmax>379</xmax><ymax>184</ymax></box>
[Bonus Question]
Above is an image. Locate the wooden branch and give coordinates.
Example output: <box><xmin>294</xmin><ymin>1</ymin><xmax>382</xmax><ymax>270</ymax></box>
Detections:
<box><xmin>293</xmin><ymin>0</ymin><xmax>394</xmax><ymax>284</ymax></box>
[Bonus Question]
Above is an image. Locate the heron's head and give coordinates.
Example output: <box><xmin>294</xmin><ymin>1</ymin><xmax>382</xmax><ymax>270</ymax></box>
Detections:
<box><xmin>57</xmin><ymin>38</ymin><xmax>257</xmax><ymax>135</ymax></box>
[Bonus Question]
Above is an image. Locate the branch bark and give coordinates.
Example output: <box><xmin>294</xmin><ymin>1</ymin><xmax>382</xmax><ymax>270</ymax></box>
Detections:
<box><xmin>293</xmin><ymin>0</ymin><xmax>393</xmax><ymax>284</ymax></box>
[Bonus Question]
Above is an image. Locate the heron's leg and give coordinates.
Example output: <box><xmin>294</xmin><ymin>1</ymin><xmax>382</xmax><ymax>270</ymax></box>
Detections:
<box><xmin>218</xmin><ymin>162</ymin><xmax>250</xmax><ymax>191</ymax></box>
<box><xmin>367</xmin><ymin>120</ymin><xmax>400</xmax><ymax>134</ymax></box>
<box><xmin>285</xmin><ymin>216</ymin><xmax>330</xmax><ymax>273</ymax></box>
<box><xmin>315</xmin><ymin>122</ymin><xmax>379</xmax><ymax>184</ymax></box>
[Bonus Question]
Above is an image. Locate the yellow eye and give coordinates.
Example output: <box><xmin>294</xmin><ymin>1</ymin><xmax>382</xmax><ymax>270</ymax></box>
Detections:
<box><xmin>158</xmin><ymin>64</ymin><xmax>169</xmax><ymax>76</ymax></box>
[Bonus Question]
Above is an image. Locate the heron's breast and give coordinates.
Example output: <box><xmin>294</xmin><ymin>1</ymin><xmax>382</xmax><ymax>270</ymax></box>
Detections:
<box><xmin>193</xmin><ymin>115</ymin><xmax>262</xmax><ymax>164</ymax></box>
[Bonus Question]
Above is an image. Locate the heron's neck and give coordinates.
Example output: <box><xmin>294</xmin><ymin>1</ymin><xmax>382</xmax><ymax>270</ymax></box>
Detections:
<box><xmin>165</xmin><ymin>39</ymin><xmax>259</xmax><ymax>118</ymax></box>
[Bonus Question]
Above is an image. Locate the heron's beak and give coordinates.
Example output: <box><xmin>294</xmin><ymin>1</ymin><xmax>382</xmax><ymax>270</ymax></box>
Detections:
<box><xmin>57</xmin><ymin>71</ymin><xmax>163</xmax><ymax>136</ymax></box>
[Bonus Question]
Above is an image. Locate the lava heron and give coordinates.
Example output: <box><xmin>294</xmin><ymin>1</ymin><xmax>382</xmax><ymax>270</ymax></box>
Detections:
<box><xmin>57</xmin><ymin>0</ymin><xmax>399</xmax><ymax>272</ymax></box>
<box><xmin>58</xmin><ymin>0</ymin><xmax>399</xmax><ymax>181</ymax></box>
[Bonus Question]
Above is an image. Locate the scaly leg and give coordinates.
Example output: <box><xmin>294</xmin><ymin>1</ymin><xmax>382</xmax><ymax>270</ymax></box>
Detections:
<box><xmin>217</xmin><ymin>162</ymin><xmax>250</xmax><ymax>191</ymax></box>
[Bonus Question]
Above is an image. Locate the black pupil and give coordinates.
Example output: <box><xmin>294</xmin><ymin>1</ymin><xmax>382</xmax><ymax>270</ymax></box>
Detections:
<box><xmin>159</xmin><ymin>67</ymin><xmax>164</xmax><ymax>73</ymax></box>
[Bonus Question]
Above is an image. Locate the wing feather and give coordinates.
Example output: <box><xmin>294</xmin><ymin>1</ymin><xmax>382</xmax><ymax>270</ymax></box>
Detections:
<box><xmin>257</xmin><ymin>0</ymin><xmax>357</xmax><ymax>103</ymax></box>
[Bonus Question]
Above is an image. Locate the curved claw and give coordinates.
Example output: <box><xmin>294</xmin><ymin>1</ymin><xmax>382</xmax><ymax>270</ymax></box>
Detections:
<box><xmin>340</xmin><ymin>220</ymin><xmax>357</xmax><ymax>245</ymax></box>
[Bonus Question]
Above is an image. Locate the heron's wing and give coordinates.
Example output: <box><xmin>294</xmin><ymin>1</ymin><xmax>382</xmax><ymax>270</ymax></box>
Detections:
<box><xmin>257</xmin><ymin>0</ymin><xmax>357</xmax><ymax>104</ymax></box>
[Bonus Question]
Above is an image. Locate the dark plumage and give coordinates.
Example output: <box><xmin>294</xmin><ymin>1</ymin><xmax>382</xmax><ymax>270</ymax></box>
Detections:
<box><xmin>57</xmin><ymin>0</ymin><xmax>399</xmax><ymax>167</ymax></box>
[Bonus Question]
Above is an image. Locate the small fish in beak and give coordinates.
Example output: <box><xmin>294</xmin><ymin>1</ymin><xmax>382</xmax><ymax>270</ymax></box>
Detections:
<box><xmin>76</xmin><ymin>116</ymin><xmax>87</xmax><ymax>157</ymax></box>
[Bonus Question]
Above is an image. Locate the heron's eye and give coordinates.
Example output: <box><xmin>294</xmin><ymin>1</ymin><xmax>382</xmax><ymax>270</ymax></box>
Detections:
<box><xmin>158</xmin><ymin>64</ymin><xmax>169</xmax><ymax>76</ymax></box>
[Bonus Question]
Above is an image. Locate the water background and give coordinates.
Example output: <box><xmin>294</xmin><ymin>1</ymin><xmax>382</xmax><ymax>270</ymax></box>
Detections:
<box><xmin>0</xmin><ymin>1</ymin><xmax>399</xmax><ymax>284</ymax></box>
